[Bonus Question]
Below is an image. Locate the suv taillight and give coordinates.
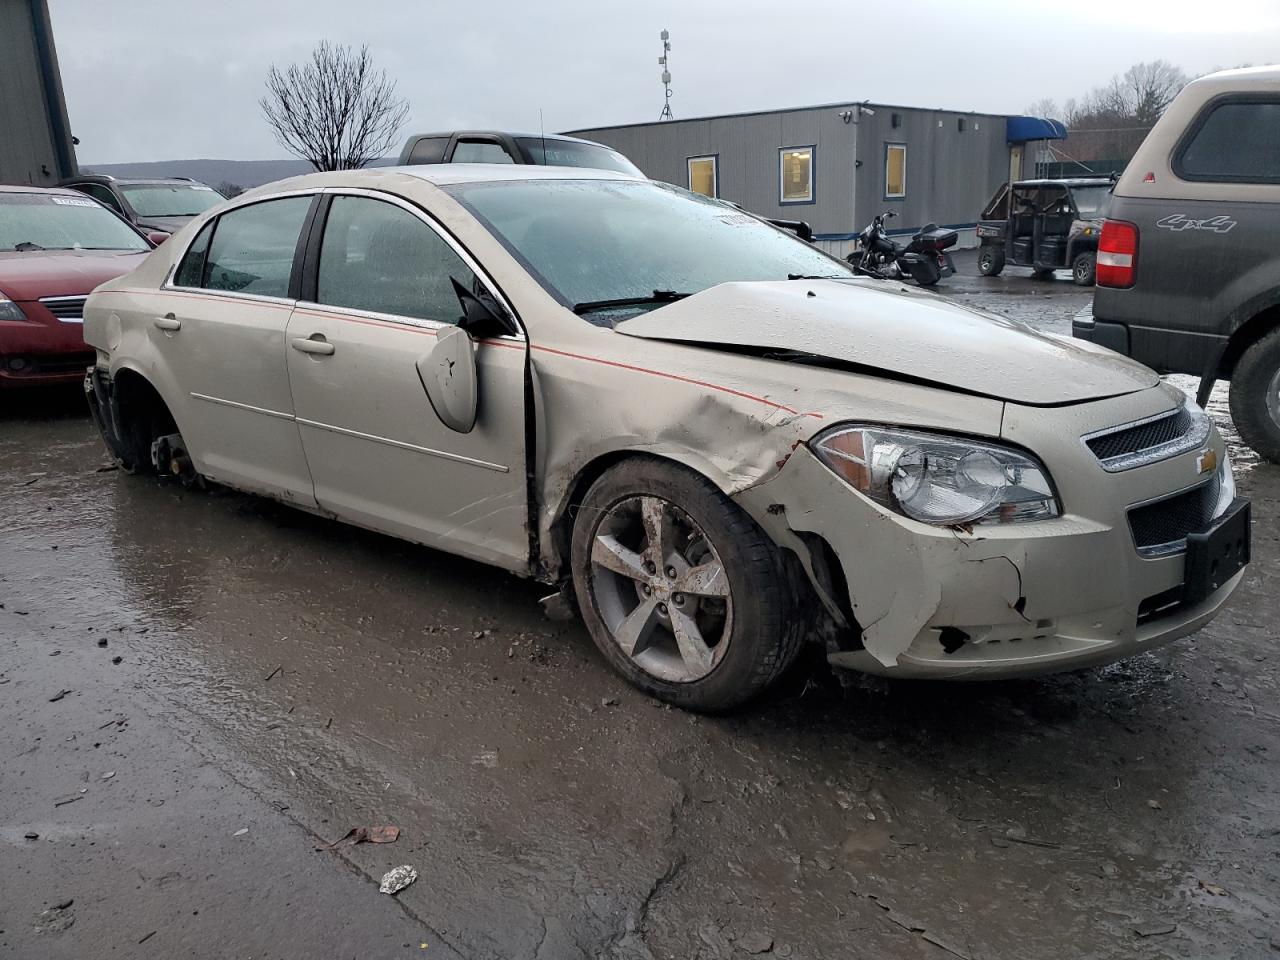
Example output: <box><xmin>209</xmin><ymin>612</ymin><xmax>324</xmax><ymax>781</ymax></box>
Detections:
<box><xmin>1097</xmin><ymin>219</ymin><xmax>1138</xmax><ymax>288</ymax></box>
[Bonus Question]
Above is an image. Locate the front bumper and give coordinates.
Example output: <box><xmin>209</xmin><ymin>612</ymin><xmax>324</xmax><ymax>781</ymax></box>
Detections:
<box><xmin>0</xmin><ymin>301</ymin><xmax>93</xmax><ymax>387</ymax></box>
<box><xmin>739</xmin><ymin>391</ymin><xmax>1247</xmax><ymax>680</ymax></box>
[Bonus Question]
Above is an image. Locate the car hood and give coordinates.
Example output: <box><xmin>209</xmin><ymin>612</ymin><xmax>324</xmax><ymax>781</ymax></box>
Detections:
<box><xmin>134</xmin><ymin>215</ymin><xmax>193</xmax><ymax>233</ymax></box>
<box><xmin>614</xmin><ymin>279</ymin><xmax>1158</xmax><ymax>406</ymax></box>
<box><xmin>0</xmin><ymin>250</ymin><xmax>149</xmax><ymax>301</ymax></box>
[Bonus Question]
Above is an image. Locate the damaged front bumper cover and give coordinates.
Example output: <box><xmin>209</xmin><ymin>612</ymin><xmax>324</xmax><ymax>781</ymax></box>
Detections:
<box><xmin>738</xmin><ymin>444</ymin><xmax>1244</xmax><ymax>680</ymax></box>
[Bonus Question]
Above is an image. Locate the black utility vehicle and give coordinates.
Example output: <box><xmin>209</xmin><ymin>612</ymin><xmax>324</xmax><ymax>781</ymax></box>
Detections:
<box><xmin>975</xmin><ymin>177</ymin><xmax>1112</xmax><ymax>285</ymax></box>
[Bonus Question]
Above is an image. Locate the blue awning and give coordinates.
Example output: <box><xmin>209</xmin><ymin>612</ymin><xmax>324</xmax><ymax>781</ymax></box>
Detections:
<box><xmin>1006</xmin><ymin>116</ymin><xmax>1067</xmax><ymax>143</ymax></box>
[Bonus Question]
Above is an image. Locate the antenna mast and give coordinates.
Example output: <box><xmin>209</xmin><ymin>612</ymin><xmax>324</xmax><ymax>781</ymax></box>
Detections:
<box><xmin>658</xmin><ymin>30</ymin><xmax>673</xmax><ymax>120</ymax></box>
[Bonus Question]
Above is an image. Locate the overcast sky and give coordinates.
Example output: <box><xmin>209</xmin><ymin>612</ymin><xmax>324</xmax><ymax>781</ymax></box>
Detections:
<box><xmin>50</xmin><ymin>0</ymin><xmax>1280</xmax><ymax>164</ymax></box>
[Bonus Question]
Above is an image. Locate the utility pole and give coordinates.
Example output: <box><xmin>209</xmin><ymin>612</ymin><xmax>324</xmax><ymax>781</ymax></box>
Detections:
<box><xmin>658</xmin><ymin>30</ymin><xmax>673</xmax><ymax>120</ymax></box>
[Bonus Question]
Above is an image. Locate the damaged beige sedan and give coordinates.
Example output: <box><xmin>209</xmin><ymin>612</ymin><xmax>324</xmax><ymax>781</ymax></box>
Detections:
<box><xmin>84</xmin><ymin>166</ymin><xmax>1250</xmax><ymax>711</ymax></box>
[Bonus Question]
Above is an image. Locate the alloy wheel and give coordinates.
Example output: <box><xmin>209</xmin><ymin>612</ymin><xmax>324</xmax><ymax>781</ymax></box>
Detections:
<box><xmin>588</xmin><ymin>495</ymin><xmax>733</xmax><ymax>683</ymax></box>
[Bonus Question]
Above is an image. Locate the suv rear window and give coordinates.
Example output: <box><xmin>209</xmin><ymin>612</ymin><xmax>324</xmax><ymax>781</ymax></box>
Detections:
<box><xmin>1175</xmin><ymin>98</ymin><xmax>1280</xmax><ymax>184</ymax></box>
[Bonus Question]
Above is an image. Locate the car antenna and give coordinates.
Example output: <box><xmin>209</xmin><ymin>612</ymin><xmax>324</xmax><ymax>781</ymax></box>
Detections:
<box><xmin>539</xmin><ymin>108</ymin><xmax>547</xmax><ymax>164</ymax></box>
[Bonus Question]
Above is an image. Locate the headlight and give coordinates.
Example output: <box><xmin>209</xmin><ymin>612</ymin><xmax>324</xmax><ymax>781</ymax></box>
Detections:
<box><xmin>811</xmin><ymin>425</ymin><xmax>1060</xmax><ymax>526</ymax></box>
<box><xmin>0</xmin><ymin>294</ymin><xmax>27</xmax><ymax>321</ymax></box>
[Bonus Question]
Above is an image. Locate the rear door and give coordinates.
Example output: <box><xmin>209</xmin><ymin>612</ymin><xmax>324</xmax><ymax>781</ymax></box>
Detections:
<box><xmin>284</xmin><ymin>190</ymin><xmax>530</xmax><ymax>572</ymax></box>
<box><xmin>159</xmin><ymin>194</ymin><xmax>317</xmax><ymax>501</ymax></box>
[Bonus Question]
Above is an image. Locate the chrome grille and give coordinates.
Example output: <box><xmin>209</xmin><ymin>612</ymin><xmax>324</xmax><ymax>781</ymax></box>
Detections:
<box><xmin>1082</xmin><ymin>402</ymin><xmax>1209</xmax><ymax>472</ymax></box>
<box><xmin>1128</xmin><ymin>474</ymin><xmax>1221</xmax><ymax>557</ymax></box>
<box><xmin>1087</xmin><ymin>406</ymin><xmax>1192</xmax><ymax>460</ymax></box>
<box><xmin>38</xmin><ymin>295</ymin><xmax>88</xmax><ymax>323</ymax></box>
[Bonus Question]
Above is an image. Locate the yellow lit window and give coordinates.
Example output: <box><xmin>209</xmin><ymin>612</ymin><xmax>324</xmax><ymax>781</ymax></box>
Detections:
<box><xmin>885</xmin><ymin>143</ymin><xmax>906</xmax><ymax>198</ymax></box>
<box><xmin>687</xmin><ymin>156</ymin><xmax>717</xmax><ymax>197</ymax></box>
<box><xmin>780</xmin><ymin>147</ymin><xmax>812</xmax><ymax>203</ymax></box>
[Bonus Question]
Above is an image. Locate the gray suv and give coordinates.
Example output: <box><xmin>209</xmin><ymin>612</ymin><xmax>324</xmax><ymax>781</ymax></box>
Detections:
<box><xmin>1074</xmin><ymin>65</ymin><xmax>1280</xmax><ymax>460</ymax></box>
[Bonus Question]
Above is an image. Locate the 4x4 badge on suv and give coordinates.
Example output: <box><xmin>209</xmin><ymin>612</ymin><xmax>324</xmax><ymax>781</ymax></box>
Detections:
<box><xmin>1156</xmin><ymin>214</ymin><xmax>1237</xmax><ymax>234</ymax></box>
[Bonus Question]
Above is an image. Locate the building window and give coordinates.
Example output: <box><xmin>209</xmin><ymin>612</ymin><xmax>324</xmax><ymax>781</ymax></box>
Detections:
<box><xmin>687</xmin><ymin>156</ymin><xmax>718</xmax><ymax>197</ymax></box>
<box><xmin>779</xmin><ymin>146</ymin><xmax>813</xmax><ymax>204</ymax></box>
<box><xmin>885</xmin><ymin>142</ymin><xmax>906</xmax><ymax>199</ymax></box>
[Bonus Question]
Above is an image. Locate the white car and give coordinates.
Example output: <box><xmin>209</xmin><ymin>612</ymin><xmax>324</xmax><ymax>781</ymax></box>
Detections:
<box><xmin>84</xmin><ymin>165</ymin><xmax>1249</xmax><ymax>711</ymax></box>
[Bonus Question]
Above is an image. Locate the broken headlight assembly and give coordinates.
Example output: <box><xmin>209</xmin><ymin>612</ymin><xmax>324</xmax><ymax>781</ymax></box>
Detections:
<box><xmin>811</xmin><ymin>425</ymin><xmax>1060</xmax><ymax>526</ymax></box>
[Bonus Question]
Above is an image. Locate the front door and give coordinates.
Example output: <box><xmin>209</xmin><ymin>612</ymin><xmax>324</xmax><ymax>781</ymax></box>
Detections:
<box><xmin>158</xmin><ymin>194</ymin><xmax>316</xmax><ymax>502</ymax></box>
<box><xmin>284</xmin><ymin>192</ymin><xmax>530</xmax><ymax>572</ymax></box>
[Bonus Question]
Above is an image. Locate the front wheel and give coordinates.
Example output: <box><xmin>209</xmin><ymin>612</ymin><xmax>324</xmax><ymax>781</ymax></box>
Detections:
<box><xmin>1228</xmin><ymin>327</ymin><xmax>1280</xmax><ymax>463</ymax></box>
<box><xmin>977</xmin><ymin>246</ymin><xmax>1005</xmax><ymax>276</ymax></box>
<box><xmin>570</xmin><ymin>458</ymin><xmax>804</xmax><ymax>712</ymax></box>
<box><xmin>1072</xmin><ymin>251</ymin><xmax>1097</xmax><ymax>286</ymax></box>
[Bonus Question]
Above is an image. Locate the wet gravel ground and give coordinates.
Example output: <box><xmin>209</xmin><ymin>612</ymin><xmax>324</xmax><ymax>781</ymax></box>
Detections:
<box><xmin>2</xmin><ymin>259</ymin><xmax>1278</xmax><ymax>959</ymax></box>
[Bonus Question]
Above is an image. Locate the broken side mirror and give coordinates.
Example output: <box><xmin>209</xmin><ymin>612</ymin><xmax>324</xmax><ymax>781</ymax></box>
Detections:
<box><xmin>417</xmin><ymin>325</ymin><xmax>478</xmax><ymax>434</ymax></box>
<box><xmin>451</xmin><ymin>277</ymin><xmax>517</xmax><ymax>340</ymax></box>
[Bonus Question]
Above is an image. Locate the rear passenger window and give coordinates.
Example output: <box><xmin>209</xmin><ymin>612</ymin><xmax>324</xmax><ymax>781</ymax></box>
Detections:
<box><xmin>452</xmin><ymin>141</ymin><xmax>515</xmax><ymax>164</ymax></box>
<box><xmin>1176</xmin><ymin>99</ymin><xmax>1280</xmax><ymax>183</ymax></box>
<box><xmin>407</xmin><ymin>137</ymin><xmax>449</xmax><ymax>164</ymax></box>
<box><xmin>174</xmin><ymin>219</ymin><xmax>214</xmax><ymax>287</ymax></box>
<box><xmin>203</xmin><ymin>197</ymin><xmax>311</xmax><ymax>297</ymax></box>
<box><xmin>315</xmin><ymin>195</ymin><xmax>477</xmax><ymax>322</ymax></box>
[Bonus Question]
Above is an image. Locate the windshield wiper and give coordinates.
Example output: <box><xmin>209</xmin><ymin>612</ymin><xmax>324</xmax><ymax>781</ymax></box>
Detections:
<box><xmin>787</xmin><ymin>273</ymin><xmax>849</xmax><ymax>280</ymax></box>
<box><xmin>573</xmin><ymin>289</ymin><xmax>692</xmax><ymax>315</ymax></box>
<box><xmin>14</xmin><ymin>241</ymin><xmax>48</xmax><ymax>251</ymax></box>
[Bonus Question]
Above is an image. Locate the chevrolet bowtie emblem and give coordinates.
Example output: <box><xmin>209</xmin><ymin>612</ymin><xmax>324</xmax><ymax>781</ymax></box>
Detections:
<box><xmin>1197</xmin><ymin>449</ymin><xmax>1218</xmax><ymax>475</ymax></box>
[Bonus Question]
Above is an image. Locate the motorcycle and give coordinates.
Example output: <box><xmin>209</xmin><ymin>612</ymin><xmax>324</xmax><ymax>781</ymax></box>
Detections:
<box><xmin>846</xmin><ymin>211</ymin><xmax>958</xmax><ymax>287</ymax></box>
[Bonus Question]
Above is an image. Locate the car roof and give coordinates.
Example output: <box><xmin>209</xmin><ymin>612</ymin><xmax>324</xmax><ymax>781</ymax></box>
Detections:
<box><xmin>404</xmin><ymin>130</ymin><xmax>609</xmax><ymax>147</ymax></box>
<box><xmin>1013</xmin><ymin>177</ymin><xmax>1113</xmax><ymax>188</ymax></box>
<box><xmin>0</xmin><ymin>183</ymin><xmax>86</xmax><ymax>196</ymax></box>
<box><xmin>391</xmin><ymin>163</ymin><xmax>642</xmax><ymax>185</ymax></box>
<box><xmin>60</xmin><ymin>175</ymin><xmax>204</xmax><ymax>186</ymax></box>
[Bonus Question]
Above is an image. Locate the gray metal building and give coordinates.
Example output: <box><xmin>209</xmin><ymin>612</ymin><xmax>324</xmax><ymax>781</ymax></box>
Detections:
<box><xmin>0</xmin><ymin>0</ymin><xmax>77</xmax><ymax>185</ymax></box>
<box><xmin>569</xmin><ymin>103</ymin><xmax>1062</xmax><ymax>255</ymax></box>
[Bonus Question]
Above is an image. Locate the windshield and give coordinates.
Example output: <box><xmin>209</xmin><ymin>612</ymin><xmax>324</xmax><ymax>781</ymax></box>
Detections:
<box><xmin>119</xmin><ymin>183</ymin><xmax>224</xmax><ymax>218</ymax></box>
<box><xmin>514</xmin><ymin>138</ymin><xmax>644</xmax><ymax>177</ymax></box>
<box><xmin>446</xmin><ymin>179</ymin><xmax>851</xmax><ymax>317</ymax></box>
<box><xmin>0</xmin><ymin>192</ymin><xmax>149</xmax><ymax>252</ymax></box>
<box><xmin>1070</xmin><ymin>185</ymin><xmax>1112</xmax><ymax>219</ymax></box>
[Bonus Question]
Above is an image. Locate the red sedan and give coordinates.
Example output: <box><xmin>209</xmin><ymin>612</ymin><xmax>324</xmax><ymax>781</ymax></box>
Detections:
<box><xmin>0</xmin><ymin>185</ymin><xmax>154</xmax><ymax>387</ymax></box>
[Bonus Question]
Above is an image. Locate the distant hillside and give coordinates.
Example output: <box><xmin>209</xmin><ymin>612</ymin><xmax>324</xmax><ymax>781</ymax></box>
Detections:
<box><xmin>80</xmin><ymin>157</ymin><xmax>394</xmax><ymax>191</ymax></box>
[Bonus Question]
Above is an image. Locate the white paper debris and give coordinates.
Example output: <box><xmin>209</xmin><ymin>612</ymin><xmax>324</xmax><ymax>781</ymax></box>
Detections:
<box><xmin>379</xmin><ymin>864</ymin><xmax>418</xmax><ymax>895</ymax></box>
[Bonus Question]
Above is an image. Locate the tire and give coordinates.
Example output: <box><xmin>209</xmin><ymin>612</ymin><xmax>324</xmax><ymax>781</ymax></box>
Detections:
<box><xmin>1228</xmin><ymin>327</ymin><xmax>1280</xmax><ymax>463</ymax></box>
<box><xmin>570</xmin><ymin>457</ymin><xmax>805</xmax><ymax>712</ymax></box>
<box><xmin>977</xmin><ymin>246</ymin><xmax>1004</xmax><ymax>277</ymax></box>
<box><xmin>1072</xmin><ymin>251</ymin><xmax>1097</xmax><ymax>286</ymax></box>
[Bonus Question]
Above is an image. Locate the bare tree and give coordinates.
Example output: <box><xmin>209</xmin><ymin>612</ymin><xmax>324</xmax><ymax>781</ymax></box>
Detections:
<box><xmin>1119</xmin><ymin>60</ymin><xmax>1189</xmax><ymax>124</ymax></box>
<box><xmin>1024</xmin><ymin>98</ymin><xmax>1060</xmax><ymax>120</ymax></box>
<box><xmin>215</xmin><ymin>181</ymin><xmax>244</xmax><ymax>199</ymax></box>
<box><xmin>260</xmin><ymin>41</ymin><xmax>409</xmax><ymax>172</ymax></box>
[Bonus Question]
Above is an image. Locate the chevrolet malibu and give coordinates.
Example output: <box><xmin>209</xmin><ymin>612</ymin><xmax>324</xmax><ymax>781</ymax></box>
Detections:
<box><xmin>83</xmin><ymin>166</ymin><xmax>1250</xmax><ymax>711</ymax></box>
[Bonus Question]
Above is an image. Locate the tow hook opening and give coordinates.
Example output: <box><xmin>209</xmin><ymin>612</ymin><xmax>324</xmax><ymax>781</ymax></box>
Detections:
<box><xmin>938</xmin><ymin>627</ymin><xmax>970</xmax><ymax>654</ymax></box>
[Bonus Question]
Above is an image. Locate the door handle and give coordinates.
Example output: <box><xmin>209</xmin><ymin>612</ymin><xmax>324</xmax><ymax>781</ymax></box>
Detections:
<box><xmin>153</xmin><ymin>314</ymin><xmax>181</xmax><ymax>331</ymax></box>
<box><xmin>291</xmin><ymin>335</ymin><xmax>335</xmax><ymax>356</ymax></box>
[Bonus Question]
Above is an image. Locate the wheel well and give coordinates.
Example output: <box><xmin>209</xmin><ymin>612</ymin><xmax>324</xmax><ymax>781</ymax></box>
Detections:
<box><xmin>111</xmin><ymin>369</ymin><xmax>178</xmax><ymax>469</ymax></box>
<box><xmin>1219</xmin><ymin>304</ymin><xmax>1280</xmax><ymax>380</ymax></box>
<box><xmin>547</xmin><ymin>450</ymin><xmax>665</xmax><ymax>580</ymax></box>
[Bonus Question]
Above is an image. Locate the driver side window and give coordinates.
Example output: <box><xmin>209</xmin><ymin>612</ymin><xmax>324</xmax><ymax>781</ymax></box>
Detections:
<box><xmin>315</xmin><ymin>196</ymin><xmax>477</xmax><ymax>323</ymax></box>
